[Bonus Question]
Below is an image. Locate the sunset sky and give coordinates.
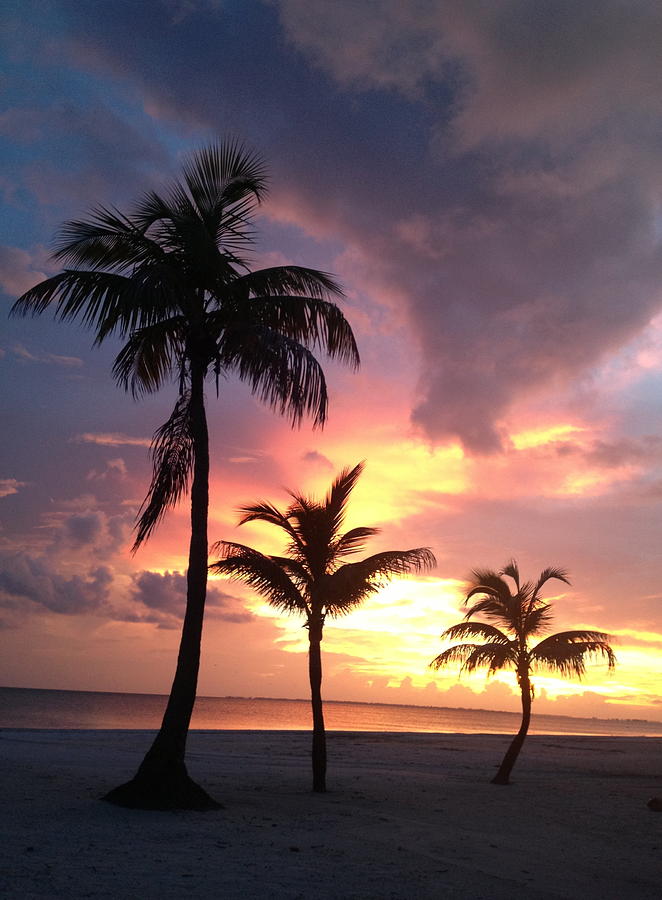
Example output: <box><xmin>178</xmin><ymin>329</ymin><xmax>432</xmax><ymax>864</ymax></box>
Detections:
<box><xmin>2</xmin><ymin>0</ymin><xmax>662</xmax><ymax>721</ymax></box>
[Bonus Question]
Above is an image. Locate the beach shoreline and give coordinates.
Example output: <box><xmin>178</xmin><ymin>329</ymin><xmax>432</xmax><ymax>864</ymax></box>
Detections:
<box><xmin>2</xmin><ymin>729</ymin><xmax>661</xmax><ymax>898</ymax></box>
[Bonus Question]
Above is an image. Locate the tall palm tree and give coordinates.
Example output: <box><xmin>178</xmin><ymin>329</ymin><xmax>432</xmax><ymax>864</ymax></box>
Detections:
<box><xmin>210</xmin><ymin>462</ymin><xmax>436</xmax><ymax>792</ymax></box>
<box><xmin>11</xmin><ymin>141</ymin><xmax>359</xmax><ymax>809</ymax></box>
<box><xmin>430</xmin><ymin>560</ymin><xmax>615</xmax><ymax>785</ymax></box>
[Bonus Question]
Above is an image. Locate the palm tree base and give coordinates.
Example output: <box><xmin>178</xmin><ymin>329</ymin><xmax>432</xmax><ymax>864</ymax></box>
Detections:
<box><xmin>102</xmin><ymin>759</ymin><xmax>222</xmax><ymax>810</ymax></box>
<box><xmin>490</xmin><ymin>773</ymin><xmax>511</xmax><ymax>785</ymax></box>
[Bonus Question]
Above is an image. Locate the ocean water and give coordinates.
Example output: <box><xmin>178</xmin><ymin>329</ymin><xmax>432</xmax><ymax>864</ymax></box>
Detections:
<box><xmin>2</xmin><ymin>686</ymin><xmax>662</xmax><ymax>736</ymax></box>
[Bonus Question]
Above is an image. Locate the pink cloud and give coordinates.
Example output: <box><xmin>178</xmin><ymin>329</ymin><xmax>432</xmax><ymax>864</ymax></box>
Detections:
<box><xmin>0</xmin><ymin>479</ymin><xmax>27</xmax><ymax>499</ymax></box>
<box><xmin>0</xmin><ymin>246</ymin><xmax>49</xmax><ymax>297</ymax></box>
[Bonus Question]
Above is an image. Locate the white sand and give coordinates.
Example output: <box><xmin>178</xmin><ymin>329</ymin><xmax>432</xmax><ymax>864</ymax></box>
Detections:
<box><xmin>1</xmin><ymin>729</ymin><xmax>661</xmax><ymax>899</ymax></box>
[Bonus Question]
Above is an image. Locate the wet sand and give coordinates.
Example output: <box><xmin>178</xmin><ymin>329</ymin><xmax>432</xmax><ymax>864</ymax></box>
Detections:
<box><xmin>1</xmin><ymin>729</ymin><xmax>661</xmax><ymax>898</ymax></box>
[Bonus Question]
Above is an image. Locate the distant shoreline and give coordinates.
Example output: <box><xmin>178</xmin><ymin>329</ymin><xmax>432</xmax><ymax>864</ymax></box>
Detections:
<box><xmin>3</xmin><ymin>683</ymin><xmax>662</xmax><ymax>727</ymax></box>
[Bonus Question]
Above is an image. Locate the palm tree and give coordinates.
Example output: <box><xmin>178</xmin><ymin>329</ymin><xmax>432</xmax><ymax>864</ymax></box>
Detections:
<box><xmin>11</xmin><ymin>141</ymin><xmax>359</xmax><ymax>809</ymax></box>
<box><xmin>430</xmin><ymin>560</ymin><xmax>615</xmax><ymax>785</ymax></box>
<box><xmin>210</xmin><ymin>462</ymin><xmax>436</xmax><ymax>792</ymax></box>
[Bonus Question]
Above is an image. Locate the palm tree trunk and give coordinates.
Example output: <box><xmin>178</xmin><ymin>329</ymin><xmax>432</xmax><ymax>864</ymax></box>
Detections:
<box><xmin>492</xmin><ymin>672</ymin><xmax>532</xmax><ymax>785</ymax></box>
<box><xmin>308</xmin><ymin>618</ymin><xmax>327</xmax><ymax>793</ymax></box>
<box><xmin>103</xmin><ymin>357</ymin><xmax>220</xmax><ymax>810</ymax></box>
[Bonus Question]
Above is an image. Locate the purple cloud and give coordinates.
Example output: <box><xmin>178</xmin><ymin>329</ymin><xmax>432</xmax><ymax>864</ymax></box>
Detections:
<box><xmin>130</xmin><ymin>570</ymin><xmax>253</xmax><ymax>624</ymax></box>
<box><xmin>0</xmin><ymin>552</ymin><xmax>113</xmax><ymax>616</ymax></box>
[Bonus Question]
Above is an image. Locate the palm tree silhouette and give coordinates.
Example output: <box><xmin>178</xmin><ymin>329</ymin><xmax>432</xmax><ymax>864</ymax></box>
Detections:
<box><xmin>210</xmin><ymin>462</ymin><xmax>436</xmax><ymax>792</ymax></box>
<box><xmin>11</xmin><ymin>141</ymin><xmax>359</xmax><ymax>809</ymax></box>
<box><xmin>430</xmin><ymin>560</ymin><xmax>615</xmax><ymax>785</ymax></box>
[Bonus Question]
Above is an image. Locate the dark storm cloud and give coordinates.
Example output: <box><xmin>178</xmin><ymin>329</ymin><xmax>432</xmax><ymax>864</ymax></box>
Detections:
<box><xmin>276</xmin><ymin>0</ymin><xmax>662</xmax><ymax>449</ymax></box>
<box><xmin>6</xmin><ymin>0</ymin><xmax>662</xmax><ymax>451</ymax></box>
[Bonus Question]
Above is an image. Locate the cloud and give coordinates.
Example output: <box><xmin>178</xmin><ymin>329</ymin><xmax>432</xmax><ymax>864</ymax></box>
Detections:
<box><xmin>74</xmin><ymin>432</ymin><xmax>151</xmax><ymax>447</ymax></box>
<box><xmin>40</xmin><ymin>503</ymin><xmax>134</xmax><ymax>557</ymax></box>
<box><xmin>559</xmin><ymin>435</ymin><xmax>662</xmax><ymax>469</ymax></box>
<box><xmin>276</xmin><ymin>0</ymin><xmax>450</xmax><ymax>96</ymax></box>
<box><xmin>272</xmin><ymin>1</ymin><xmax>662</xmax><ymax>450</ymax></box>
<box><xmin>11</xmin><ymin>343</ymin><xmax>83</xmax><ymax>367</ymax></box>
<box><xmin>0</xmin><ymin>551</ymin><xmax>114</xmax><ymax>616</ymax></box>
<box><xmin>86</xmin><ymin>458</ymin><xmax>128</xmax><ymax>482</ymax></box>
<box><xmin>0</xmin><ymin>246</ymin><xmax>48</xmax><ymax>297</ymax></box>
<box><xmin>0</xmin><ymin>478</ymin><xmax>27</xmax><ymax>499</ymax></box>
<box><xmin>16</xmin><ymin>99</ymin><xmax>171</xmax><ymax>212</ymax></box>
<box><xmin>130</xmin><ymin>569</ymin><xmax>254</xmax><ymax>625</ymax></box>
<box><xmin>301</xmin><ymin>450</ymin><xmax>334</xmax><ymax>469</ymax></box>
<box><xmin>277</xmin><ymin>1</ymin><xmax>662</xmax><ymax>147</ymax></box>
<box><xmin>0</xmin><ymin>549</ymin><xmax>253</xmax><ymax>630</ymax></box>
<box><xmin>13</xmin><ymin>0</ymin><xmax>662</xmax><ymax>452</ymax></box>
<box><xmin>62</xmin><ymin>511</ymin><xmax>104</xmax><ymax>546</ymax></box>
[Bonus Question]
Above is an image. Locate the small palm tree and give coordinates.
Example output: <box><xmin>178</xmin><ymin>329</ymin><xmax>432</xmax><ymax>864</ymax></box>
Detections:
<box><xmin>430</xmin><ymin>560</ymin><xmax>615</xmax><ymax>785</ymax></box>
<box><xmin>210</xmin><ymin>461</ymin><xmax>436</xmax><ymax>792</ymax></box>
<box><xmin>11</xmin><ymin>141</ymin><xmax>359</xmax><ymax>809</ymax></box>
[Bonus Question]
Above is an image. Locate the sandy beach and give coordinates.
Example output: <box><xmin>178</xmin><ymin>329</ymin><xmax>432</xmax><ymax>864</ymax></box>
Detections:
<box><xmin>1</xmin><ymin>729</ymin><xmax>660</xmax><ymax>899</ymax></box>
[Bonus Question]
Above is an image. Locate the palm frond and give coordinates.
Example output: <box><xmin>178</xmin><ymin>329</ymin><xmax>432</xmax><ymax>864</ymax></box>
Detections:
<box><xmin>464</xmin><ymin>595</ymin><xmax>521</xmax><ymax>631</ymax></box>
<box><xmin>93</xmin><ymin>264</ymin><xmax>186</xmax><ymax>343</ymax></box>
<box><xmin>10</xmin><ymin>264</ymin><xmax>184</xmax><ymax>349</ymax></box>
<box><xmin>51</xmin><ymin>204</ymin><xmax>171</xmax><ymax>272</ymax></box>
<box><xmin>112</xmin><ymin>317</ymin><xmax>185</xmax><ymax>395</ymax></box>
<box><xmin>219</xmin><ymin>326</ymin><xmax>330</xmax><ymax>427</ymax></box>
<box><xmin>242</xmin><ymin>292</ymin><xmax>359</xmax><ymax>369</ymax></box>
<box><xmin>209</xmin><ymin>540</ymin><xmax>306</xmax><ymax>615</ymax></box>
<box><xmin>184</xmin><ymin>139</ymin><xmax>268</xmax><ymax>210</ymax></box>
<box><xmin>132</xmin><ymin>391</ymin><xmax>194</xmax><ymax>551</ymax></box>
<box><xmin>461</xmin><ymin>642</ymin><xmax>517</xmax><ymax>676</ymax></box>
<box><xmin>500</xmin><ymin>559</ymin><xmax>520</xmax><ymax>588</ymax></box>
<box><xmin>430</xmin><ymin>641</ymin><xmax>516</xmax><ymax>676</ymax></box>
<box><xmin>286</xmin><ymin>504</ymin><xmax>336</xmax><ymax>578</ymax></box>
<box><xmin>236</xmin><ymin>500</ymin><xmax>310</xmax><ymax>568</ymax></box>
<box><xmin>325</xmin><ymin>463</ymin><xmax>365</xmax><ymax>541</ymax></box>
<box><xmin>441</xmin><ymin>621</ymin><xmax>510</xmax><ymax>644</ymax></box>
<box><xmin>533</xmin><ymin>566</ymin><xmax>571</xmax><ymax>594</ymax></box>
<box><xmin>236</xmin><ymin>500</ymin><xmax>293</xmax><ymax>532</ymax></box>
<box><xmin>11</xmin><ymin>270</ymin><xmax>133</xmax><ymax>331</ymax></box>
<box><xmin>133</xmin><ymin>141</ymin><xmax>267</xmax><ymax>256</ymax></box>
<box><xmin>467</xmin><ymin>570</ymin><xmax>513</xmax><ymax>604</ymax></box>
<box><xmin>333</xmin><ymin>526</ymin><xmax>381</xmax><ymax>558</ymax></box>
<box><xmin>131</xmin><ymin>190</ymin><xmax>173</xmax><ymax>232</ymax></box>
<box><xmin>267</xmin><ymin>555</ymin><xmax>312</xmax><ymax>590</ymax></box>
<box><xmin>234</xmin><ymin>266</ymin><xmax>343</xmax><ymax>302</ymax></box>
<box><xmin>530</xmin><ymin>630</ymin><xmax>616</xmax><ymax>678</ymax></box>
<box><xmin>349</xmin><ymin>547</ymin><xmax>436</xmax><ymax>580</ymax></box>
<box><xmin>430</xmin><ymin>642</ymin><xmax>478</xmax><ymax>670</ymax></box>
<box><xmin>521</xmin><ymin>601</ymin><xmax>554</xmax><ymax>637</ymax></box>
<box><xmin>323</xmin><ymin>547</ymin><xmax>436</xmax><ymax>616</ymax></box>
<box><xmin>317</xmin><ymin>566</ymin><xmax>380</xmax><ymax>616</ymax></box>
